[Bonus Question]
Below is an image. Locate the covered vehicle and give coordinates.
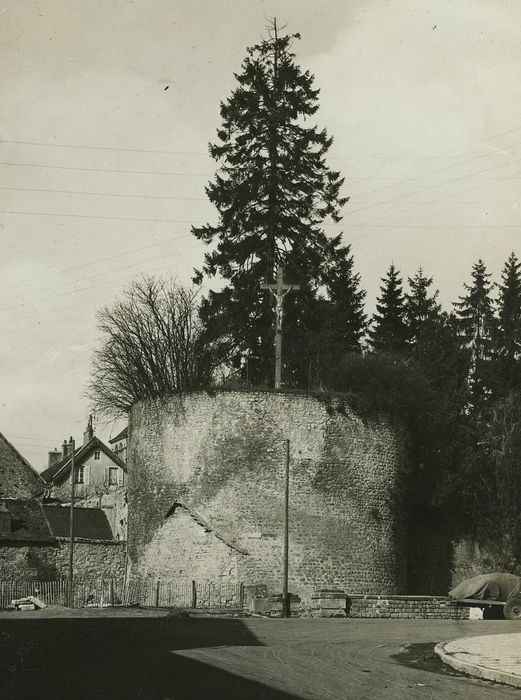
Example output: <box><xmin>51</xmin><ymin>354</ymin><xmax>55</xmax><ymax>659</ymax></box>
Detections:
<box><xmin>449</xmin><ymin>573</ymin><xmax>521</xmax><ymax>620</ymax></box>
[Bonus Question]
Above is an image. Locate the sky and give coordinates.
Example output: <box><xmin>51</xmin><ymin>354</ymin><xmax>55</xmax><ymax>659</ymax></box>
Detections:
<box><xmin>1</xmin><ymin>0</ymin><xmax>521</xmax><ymax>468</ymax></box>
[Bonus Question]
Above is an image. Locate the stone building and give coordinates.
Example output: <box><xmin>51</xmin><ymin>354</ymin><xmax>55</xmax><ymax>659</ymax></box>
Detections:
<box><xmin>41</xmin><ymin>419</ymin><xmax>127</xmax><ymax>501</ymax></box>
<box><xmin>0</xmin><ymin>431</ymin><xmax>45</xmax><ymax>500</ymax></box>
<box><xmin>109</xmin><ymin>426</ymin><xmax>128</xmax><ymax>463</ymax></box>
<box><xmin>127</xmin><ymin>390</ymin><xmax>408</xmax><ymax>601</ymax></box>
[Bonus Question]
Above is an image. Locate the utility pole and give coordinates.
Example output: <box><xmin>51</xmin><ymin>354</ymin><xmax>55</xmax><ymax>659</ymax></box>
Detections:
<box><xmin>282</xmin><ymin>438</ymin><xmax>290</xmax><ymax>618</ymax></box>
<box><xmin>261</xmin><ymin>266</ymin><xmax>300</xmax><ymax>388</ymax></box>
<box><xmin>68</xmin><ymin>438</ymin><xmax>76</xmax><ymax>608</ymax></box>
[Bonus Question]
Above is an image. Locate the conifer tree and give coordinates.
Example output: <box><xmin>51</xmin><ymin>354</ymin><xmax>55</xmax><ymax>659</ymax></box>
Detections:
<box><xmin>323</xmin><ymin>242</ymin><xmax>367</xmax><ymax>353</ymax></box>
<box><xmin>495</xmin><ymin>252</ymin><xmax>521</xmax><ymax>394</ymax></box>
<box><xmin>405</xmin><ymin>267</ymin><xmax>442</xmax><ymax>351</ymax></box>
<box><xmin>370</xmin><ymin>264</ymin><xmax>409</xmax><ymax>354</ymax></box>
<box><xmin>454</xmin><ymin>259</ymin><xmax>496</xmax><ymax>423</ymax></box>
<box><xmin>192</xmin><ymin>21</ymin><xmax>349</xmax><ymax>385</ymax></box>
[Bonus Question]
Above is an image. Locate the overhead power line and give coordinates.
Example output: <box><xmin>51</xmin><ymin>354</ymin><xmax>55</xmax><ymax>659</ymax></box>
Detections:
<box><xmin>348</xmin><ymin>138</ymin><xmax>521</xmax><ymax>210</ymax></box>
<box><xmin>0</xmin><ymin>185</ymin><xmax>208</xmax><ymax>202</ymax></box>
<box><xmin>335</xmin><ymin>124</ymin><xmax>521</xmax><ymax>185</ymax></box>
<box><xmin>0</xmin><ymin>237</ymin><xmax>202</xmax><ymax>310</ymax></box>
<box><xmin>346</xmin><ymin>143</ymin><xmax>521</xmax><ymax>224</ymax></box>
<box><xmin>0</xmin><ymin>186</ymin><xmax>516</xmax><ymax>205</ymax></box>
<box><xmin>0</xmin><ymin>210</ymin><xmax>205</xmax><ymax>225</ymax></box>
<box><xmin>0</xmin><ymin>161</ymin><xmax>212</xmax><ymax>177</ymax></box>
<box><xmin>0</xmin><ymin>233</ymin><xmax>201</xmax><ymax>294</ymax></box>
<box><xmin>0</xmin><ymin>138</ymin><xmax>208</xmax><ymax>157</ymax></box>
<box><xmin>2</xmin><ymin>123</ymin><xmax>521</xmax><ymax>160</ymax></box>
<box><xmin>0</xmin><ymin>253</ymin><xmax>204</xmax><ymax>331</ymax></box>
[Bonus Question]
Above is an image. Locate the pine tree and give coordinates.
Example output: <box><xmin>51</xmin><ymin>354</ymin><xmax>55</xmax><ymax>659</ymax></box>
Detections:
<box><xmin>192</xmin><ymin>21</ymin><xmax>349</xmax><ymax>385</ymax></box>
<box><xmin>370</xmin><ymin>264</ymin><xmax>409</xmax><ymax>354</ymax></box>
<box><xmin>495</xmin><ymin>252</ymin><xmax>521</xmax><ymax>394</ymax></box>
<box><xmin>323</xmin><ymin>242</ymin><xmax>367</xmax><ymax>353</ymax></box>
<box><xmin>405</xmin><ymin>267</ymin><xmax>442</xmax><ymax>352</ymax></box>
<box><xmin>454</xmin><ymin>259</ymin><xmax>496</xmax><ymax>422</ymax></box>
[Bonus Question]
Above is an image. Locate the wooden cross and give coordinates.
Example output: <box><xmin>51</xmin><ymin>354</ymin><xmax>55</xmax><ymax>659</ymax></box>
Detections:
<box><xmin>261</xmin><ymin>266</ymin><xmax>300</xmax><ymax>389</ymax></box>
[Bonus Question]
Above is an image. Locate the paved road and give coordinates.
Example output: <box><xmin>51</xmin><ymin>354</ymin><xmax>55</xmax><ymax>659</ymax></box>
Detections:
<box><xmin>0</xmin><ymin>612</ymin><xmax>519</xmax><ymax>699</ymax></box>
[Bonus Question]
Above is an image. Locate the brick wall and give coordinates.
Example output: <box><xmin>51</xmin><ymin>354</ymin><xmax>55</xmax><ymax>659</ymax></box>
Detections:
<box><xmin>347</xmin><ymin>594</ymin><xmax>469</xmax><ymax>619</ymax></box>
<box><xmin>128</xmin><ymin>390</ymin><xmax>407</xmax><ymax>601</ymax></box>
<box><xmin>0</xmin><ymin>540</ymin><xmax>126</xmax><ymax>580</ymax></box>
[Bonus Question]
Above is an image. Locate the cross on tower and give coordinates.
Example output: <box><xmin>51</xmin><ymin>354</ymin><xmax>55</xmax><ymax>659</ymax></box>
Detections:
<box><xmin>261</xmin><ymin>266</ymin><xmax>300</xmax><ymax>389</ymax></box>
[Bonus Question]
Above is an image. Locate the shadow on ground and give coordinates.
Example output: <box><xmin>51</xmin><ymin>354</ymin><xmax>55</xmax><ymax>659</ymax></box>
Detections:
<box><xmin>0</xmin><ymin>616</ymin><xmax>302</xmax><ymax>700</ymax></box>
<box><xmin>391</xmin><ymin>641</ymin><xmax>462</xmax><ymax>678</ymax></box>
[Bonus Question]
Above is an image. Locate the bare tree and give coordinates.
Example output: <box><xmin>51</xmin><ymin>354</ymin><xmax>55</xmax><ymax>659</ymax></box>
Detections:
<box><xmin>87</xmin><ymin>277</ymin><xmax>227</xmax><ymax>416</ymax></box>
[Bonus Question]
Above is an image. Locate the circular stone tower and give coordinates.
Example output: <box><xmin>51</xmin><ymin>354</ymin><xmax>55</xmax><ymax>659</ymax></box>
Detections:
<box><xmin>127</xmin><ymin>390</ymin><xmax>407</xmax><ymax>600</ymax></box>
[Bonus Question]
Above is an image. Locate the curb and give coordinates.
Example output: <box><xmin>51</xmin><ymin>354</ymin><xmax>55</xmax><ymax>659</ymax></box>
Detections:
<box><xmin>435</xmin><ymin>637</ymin><xmax>521</xmax><ymax>688</ymax></box>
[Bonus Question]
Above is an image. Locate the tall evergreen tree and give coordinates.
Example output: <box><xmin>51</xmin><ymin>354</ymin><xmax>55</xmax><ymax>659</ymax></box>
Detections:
<box><xmin>370</xmin><ymin>264</ymin><xmax>409</xmax><ymax>354</ymax></box>
<box><xmin>454</xmin><ymin>259</ymin><xmax>496</xmax><ymax>423</ymax></box>
<box><xmin>192</xmin><ymin>22</ymin><xmax>349</xmax><ymax>385</ymax></box>
<box><xmin>323</xmin><ymin>242</ymin><xmax>367</xmax><ymax>353</ymax></box>
<box><xmin>405</xmin><ymin>267</ymin><xmax>442</xmax><ymax>352</ymax></box>
<box><xmin>495</xmin><ymin>252</ymin><xmax>521</xmax><ymax>394</ymax></box>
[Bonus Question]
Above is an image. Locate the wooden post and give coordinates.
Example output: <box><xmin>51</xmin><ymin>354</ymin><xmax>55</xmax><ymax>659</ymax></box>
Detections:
<box><xmin>68</xmin><ymin>438</ymin><xmax>76</xmax><ymax>608</ymax></box>
<box><xmin>239</xmin><ymin>582</ymin><xmax>245</xmax><ymax>609</ymax></box>
<box><xmin>282</xmin><ymin>438</ymin><xmax>290</xmax><ymax>618</ymax></box>
<box><xmin>155</xmin><ymin>579</ymin><xmax>160</xmax><ymax>608</ymax></box>
<box><xmin>110</xmin><ymin>578</ymin><xmax>115</xmax><ymax>607</ymax></box>
<box><xmin>191</xmin><ymin>580</ymin><xmax>197</xmax><ymax>609</ymax></box>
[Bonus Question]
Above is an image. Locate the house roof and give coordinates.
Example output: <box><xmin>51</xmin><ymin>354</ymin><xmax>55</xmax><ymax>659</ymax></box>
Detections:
<box><xmin>166</xmin><ymin>500</ymin><xmax>248</xmax><ymax>555</ymax></box>
<box><xmin>40</xmin><ymin>436</ymin><xmax>127</xmax><ymax>484</ymax></box>
<box><xmin>108</xmin><ymin>426</ymin><xmax>128</xmax><ymax>444</ymax></box>
<box><xmin>0</xmin><ymin>498</ymin><xmax>55</xmax><ymax>542</ymax></box>
<box><xmin>42</xmin><ymin>505</ymin><xmax>114</xmax><ymax>540</ymax></box>
<box><xmin>0</xmin><ymin>432</ymin><xmax>46</xmax><ymax>498</ymax></box>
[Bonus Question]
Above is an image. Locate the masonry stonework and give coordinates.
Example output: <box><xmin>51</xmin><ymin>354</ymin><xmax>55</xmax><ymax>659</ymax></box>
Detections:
<box><xmin>0</xmin><ymin>540</ymin><xmax>126</xmax><ymax>580</ymax></box>
<box><xmin>347</xmin><ymin>594</ymin><xmax>469</xmax><ymax>620</ymax></box>
<box><xmin>141</xmin><ymin>507</ymin><xmax>240</xmax><ymax>582</ymax></box>
<box><xmin>128</xmin><ymin>390</ymin><xmax>407</xmax><ymax>600</ymax></box>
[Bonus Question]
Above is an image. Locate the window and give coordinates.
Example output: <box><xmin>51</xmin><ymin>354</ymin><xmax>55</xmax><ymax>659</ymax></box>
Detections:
<box><xmin>94</xmin><ymin>449</ymin><xmax>100</xmax><ymax>460</ymax></box>
<box><xmin>108</xmin><ymin>467</ymin><xmax>119</xmax><ymax>486</ymax></box>
<box><xmin>75</xmin><ymin>465</ymin><xmax>85</xmax><ymax>484</ymax></box>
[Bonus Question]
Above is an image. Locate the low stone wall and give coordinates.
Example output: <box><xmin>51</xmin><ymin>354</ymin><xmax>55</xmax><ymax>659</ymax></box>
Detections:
<box><xmin>53</xmin><ymin>538</ymin><xmax>126</xmax><ymax>579</ymax></box>
<box><xmin>0</xmin><ymin>539</ymin><xmax>126</xmax><ymax>581</ymax></box>
<box><xmin>347</xmin><ymin>594</ymin><xmax>469</xmax><ymax>619</ymax></box>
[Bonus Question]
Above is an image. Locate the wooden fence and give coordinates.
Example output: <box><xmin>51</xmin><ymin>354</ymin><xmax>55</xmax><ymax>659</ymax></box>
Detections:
<box><xmin>0</xmin><ymin>579</ymin><xmax>244</xmax><ymax>610</ymax></box>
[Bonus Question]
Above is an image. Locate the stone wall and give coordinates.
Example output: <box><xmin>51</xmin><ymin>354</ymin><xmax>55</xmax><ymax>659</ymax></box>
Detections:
<box><xmin>140</xmin><ymin>505</ymin><xmax>241</xmax><ymax>583</ymax></box>
<box><xmin>0</xmin><ymin>433</ymin><xmax>44</xmax><ymax>499</ymax></box>
<box><xmin>128</xmin><ymin>390</ymin><xmax>407</xmax><ymax>601</ymax></box>
<box><xmin>347</xmin><ymin>594</ymin><xmax>469</xmax><ymax>619</ymax></box>
<box><xmin>53</xmin><ymin>539</ymin><xmax>126</xmax><ymax>579</ymax></box>
<box><xmin>0</xmin><ymin>540</ymin><xmax>126</xmax><ymax>580</ymax></box>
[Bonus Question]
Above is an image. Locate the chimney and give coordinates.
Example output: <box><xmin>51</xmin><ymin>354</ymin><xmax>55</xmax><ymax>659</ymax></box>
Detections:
<box><xmin>0</xmin><ymin>501</ymin><xmax>10</xmax><ymax>535</ymax></box>
<box><xmin>62</xmin><ymin>439</ymin><xmax>69</xmax><ymax>459</ymax></box>
<box><xmin>48</xmin><ymin>448</ymin><xmax>61</xmax><ymax>468</ymax></box>
<box><xmin>83</xmin><ymin>414</ymin><xmax>94</xmax><ymax>446</ymax></box>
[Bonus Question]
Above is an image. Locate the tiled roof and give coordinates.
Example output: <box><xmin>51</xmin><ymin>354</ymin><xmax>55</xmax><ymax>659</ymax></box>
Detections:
<box><xmin>42</xmin><ymin>505</ymin><xmax>114</xmax><ymax>540</ymax></box>
<box><xmin>41</xmin><ymin>436</ymin><xmax>126</xmax><ymax>484</ymax></box>
<box><xmin>108</xmin><ymin>426</ymin><xmax>128</xmax><ymax>444</ymax></box>
<box><xmin>0</xmin><ymin>498</ymin><xmax>55</xmax><ymax>542</ymax></box>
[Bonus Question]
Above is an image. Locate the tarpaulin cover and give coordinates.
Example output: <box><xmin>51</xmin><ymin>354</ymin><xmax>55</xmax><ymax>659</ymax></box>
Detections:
<box><xmin>449</xmin><ymin>573</ymin><xmax>521</xmax><ymax>602</ymax></box>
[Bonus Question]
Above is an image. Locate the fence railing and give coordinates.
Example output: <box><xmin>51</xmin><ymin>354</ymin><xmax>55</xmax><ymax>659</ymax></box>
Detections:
<box><xmin>0</xmin><ymin>579</ymin><xmax>244</xmax><ymax>610</ymax></box>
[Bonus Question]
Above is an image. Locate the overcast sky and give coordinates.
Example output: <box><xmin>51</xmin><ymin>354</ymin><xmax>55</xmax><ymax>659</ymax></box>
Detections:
<box><xmin>1</xmin><ymin>0</ymin><xmax>520</xmax><ymax>468</ymax></box>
